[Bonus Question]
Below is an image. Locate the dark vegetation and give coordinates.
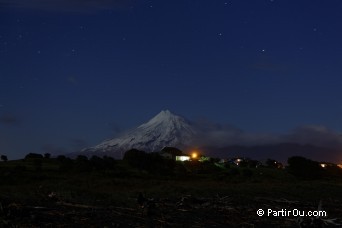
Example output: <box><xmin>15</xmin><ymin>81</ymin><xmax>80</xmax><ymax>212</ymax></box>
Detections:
<box><xmin>1</xmin><ymin>150</ymin><xmax>342</xmax><ymax>227</ymax></box>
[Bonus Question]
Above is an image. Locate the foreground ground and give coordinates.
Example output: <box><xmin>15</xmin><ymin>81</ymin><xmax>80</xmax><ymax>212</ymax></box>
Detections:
<box><xmin>1</xmin><ymin>158</ymin><xmax>342</xmax><ymax>227</ymax></box>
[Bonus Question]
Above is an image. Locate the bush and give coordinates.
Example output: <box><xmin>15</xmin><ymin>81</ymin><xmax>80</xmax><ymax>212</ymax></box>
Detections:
<box><xmin>0</xmin><ymin>155</ymin><xmax>8</xmax><ymax>162</ymax></box>
<box><xmin>102</xmin><ymin>156</ymin><xmax>116</xmax><ymax>170</ymax></box>
<box><xmin>58</xmin><ymin>157</ymin><xmax>74</xmax><ymax>172</ymax></box>
<box><xmin>33</xmin><ymin>159</ymin><xmax>42</xmax><ymax>171</ymax></box>
<box><xmin>265</xmin><ymin>159</ymin><xmax>283</xmax><ymax>169</ymax></box>
<box><xmin>25</xmin><ymin>153</ymin><xmax>43</xmax><ymax>159</ymax></box>
<box><xmin>75</xmin><ymin>155</ymin><xmax>91</xmax><ymax>172</ymax></box>
<box><xmin>229</xmin><ymin>168</ymin><xmax>240</xmax><ymax>176</ymax></box>
<box><xmin>123</xmin><ymin>149</ymin><xmax>148</xmax><ymax>170</ymax></box>
<box><xmin>123</xmin><ymin>149</ymin><xmax>175</xmax><ymax>175</ymax></box>
<box><xmin>287</xmin><ymin>156</ymin><xmax>323</xmax><ymax>179</ymax></box>
<box><xmin>242</xmin><ymin>168</ymin><xmax>253</xmax><ymax>178</ymax></box>
<box><xmin>57</xmin><ymin>155</ymin><xmax>67</xmax><ymax>162</ymax></box>
<box><xmin>161</xmin><ymin>147</ymin><xmax>183</xmax><ymax>157</ymax></box>
<box><xmin>44</xmin><ymin>153</ymin><xmax>51</xmax><ymax>159</ymax></box>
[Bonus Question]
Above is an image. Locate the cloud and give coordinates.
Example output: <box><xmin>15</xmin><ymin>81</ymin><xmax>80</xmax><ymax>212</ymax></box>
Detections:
<box><xmin>0</xmin><ymin>113</ymin><xmax>20</xmax><ymax>126</ymax></box>
<box><xmin>0</xmin><ymin>0</ymin><xmax>136</xmax><ymax>12</ymax></box>
<box><xmin>192</xmin><ymin>119</ymin><xmax>342</xmax><ymax>149</ymax></box>
<box><xmin>283</xmin><ymin>125</ymin><xmax>342</xmax><ymax>148</ymax></box>
<box><xmin>192</xmin><ymin>119</ymin><xmax>281</xmax><ymax>147</ymax></box>
<box><xmin>191</xmin><ymin>122</ymin><xmax>342</xmax><ymax>163</ymax></box>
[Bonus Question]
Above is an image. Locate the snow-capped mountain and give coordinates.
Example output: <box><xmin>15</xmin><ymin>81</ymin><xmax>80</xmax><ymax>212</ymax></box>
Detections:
<box><xmin>81</xmin><ymin>110</ymin><xmax>196</xmax><ymax>158</ymax></box>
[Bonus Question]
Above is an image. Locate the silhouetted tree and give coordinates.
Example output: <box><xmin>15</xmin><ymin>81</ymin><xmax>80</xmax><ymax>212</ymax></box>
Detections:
<box><xmin>323</xmin><ymin>164</ymin><xmax>342</xmax><ymax>178</ymax></box>
<box><xmin>33</xmin><ymin>158</ymin><xmax>42</xmax><ymax>171</ymax></box>
<box><xmin>44</xmin><ymin>153</ymin><xmax>51</xmax><ymax>159</ymax></box>
<box><xmin>25</xmin><ymin>153</ymin><xmax>43</xmax><ymax>159</ymax></box>
<box><xmin>76</xmin><ymin>155</ymin><xmax>88</xmax><ymax>162</ymax></box>
<box><xmin>287</xmin><ymin>156</ymin><xmax>323</xmax><ymax>179</ymax></box>
<box><xmin>144</xmin><ymin>152</ymin><xmax>170</xmax><ymax>174</ymax></box>
<box><xmin>242</xmin><ymin>168</ymin><xmax>254</xmax><ymax>178</ymax></box>
<box><xmin>58</xmin><ymin>157</ymin><xmax>74</xmax><ymax>172</ymax></box>
<box><xmin>238</xmin><ymin>160</ymin><xmax>248</xmax><ymax>167</ymax></box>
<box><xmin>174</xmin><ymin>162</ymin><xmax>188</xmax><ymax>176</ymax></box>
<box><xmin>123</xmin><ymin>149</ymin><xmax>148</xmax><ymax>170</ymax></box>
<box><xmin>265</xmin><ymin>159</ymin><xmax>283</xmax><ymax>169</ymax></box>
<box><xmin>1</xmin><ymin>155</ymin><xmax>8</xmax><ymax>162</ymax></box>
<box><xmin>102</xmin><ymin>156</ymin><xmax>116</xmax><ymax>170</ymax></box>
<box><xmin>247</xmin><ymin>160</ymin><xmax>261</xmax><ymax>168</ymax></box>
<box><xmin>161</xmin><ymin>147</ymin><xmax>183</xmax><ymax>159</ymax></box>
<box><xmin>75</xmin><ymin>155</ymin><xmax>91</xmax><ymax>172</ymax></box>
<box><xmin>57</xmin><ymin>155</ymin><xmax>67</xmax><ymax>162</ymax></box>
<box><xmin>210</xmin><ymin>157</ymin><xmax>221</xmax><ymax>163</ymax></box>
<box><xmin>90</xmin><ymin>155</ymin><xmax>104</xmax><ymax>170</ymax></box>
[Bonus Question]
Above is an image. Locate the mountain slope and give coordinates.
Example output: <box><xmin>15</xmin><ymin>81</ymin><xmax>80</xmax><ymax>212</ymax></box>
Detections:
<box><xmin>81</xmin><ymin>110</ymin><xmax>196</xmax><ymax>158</ymax></box>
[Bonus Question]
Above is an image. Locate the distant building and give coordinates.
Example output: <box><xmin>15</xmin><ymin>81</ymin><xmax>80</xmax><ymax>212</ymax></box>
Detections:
<box><xmin>319</xmin><ymin>162</ymin><xmax>336</xmax><ymax>168</ymax></box>
<box><xmin>160</xmin><ymin>152</ymin><xmax>173</xmax><ymax>160</ymax></box>
<box><xmin>160</xmin><ymin>147</ymin><xmax>183</xmax><ymax>160</ymax></box>
<box><xmin>226</xmin><ymin>157</ymin><xmax>246</xmax><ymax>166</ymax></box>
<box><xmin>175</xmin><ymin>156</ymin><xmax>190</xmax><ymax>161</ymax></box>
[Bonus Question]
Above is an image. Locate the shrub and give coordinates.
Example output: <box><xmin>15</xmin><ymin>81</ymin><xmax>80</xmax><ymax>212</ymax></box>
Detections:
<box><xmin>0</xmin><ymin>155</ymin><xmax>8</xmax><ymax>162</ymax></box>
<box><xmin>229</xmin><ymin>167</ymin><xmax>240</xmax><ymax>176</ymax></box>
<box><xmin>44</xmin><ymin>153</ymin><xmax>51</xmax><ymax>159</ymax></box>
<box><xmin>287</xmin><ymin>156</ymin><xmax>323</xmax><ymax>179</ymax></box>
<box><xmin>25</xmin><ymin>153</ymin><xmax>43</xmax><ymax>159</ymax></box>
<box><xmin>242</xmin><ymin>168</ymin><xmax>253</xmax><ymax>178</ymax></box>
<box><xmin>123</xmin><ymin>149</ymin><xmax>148</xmax><ymax>170</ymax></box>
<box><xmin>33</xmin><ymin>159</ymin><xmax>42</xmax><ymax>171</ymax></box>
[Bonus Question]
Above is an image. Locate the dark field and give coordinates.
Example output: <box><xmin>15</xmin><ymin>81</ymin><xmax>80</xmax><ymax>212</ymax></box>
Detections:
<box><xmin>1</xmin><ymin>158</ymin><xmax>342</xmax><ymax>227</ymax></box>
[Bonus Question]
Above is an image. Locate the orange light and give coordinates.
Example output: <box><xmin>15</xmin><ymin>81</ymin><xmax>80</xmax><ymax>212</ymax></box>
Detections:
<box><xmin>337</xmin><ymin>164</ymin><xmax>342</xmax><ymax>169</ymax></box>
<box><xmin>191</xmin><ymin>152</ymin><xmax>198</xmax><ymax>159</ymax></box>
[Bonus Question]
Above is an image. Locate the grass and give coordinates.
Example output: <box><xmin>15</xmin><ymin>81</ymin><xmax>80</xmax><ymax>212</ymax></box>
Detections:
<box><xmin>1</xmin><ymin>158</ymin><xmax>342</xmax><ymax>206</ymax></box>
<box><xmin>1</xmin><ymin>158</ymin><xmax>342</xmax><ymax>227</ymax></box>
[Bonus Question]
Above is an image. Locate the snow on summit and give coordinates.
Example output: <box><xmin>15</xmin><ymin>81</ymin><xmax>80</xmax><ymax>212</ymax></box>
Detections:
<box><xmin>81</xmin><ymin>110</ymin><xmax>196</xmax><ymax>158</ymax></box>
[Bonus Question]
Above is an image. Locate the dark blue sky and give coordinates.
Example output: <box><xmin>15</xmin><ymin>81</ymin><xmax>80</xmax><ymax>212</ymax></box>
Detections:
<box><xmin>1</xmin><ymin>0</ymin><xmax>342</xmax><ymax>159</ymax></box>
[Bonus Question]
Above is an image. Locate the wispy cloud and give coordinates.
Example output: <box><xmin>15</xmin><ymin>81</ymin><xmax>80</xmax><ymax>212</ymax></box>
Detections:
<box><xmin>283</xmin><ymin>125</ymin><xmax>342</xmax><ymax>148</ymax></box>
<box><xmin>192</xmin><ymin>119</ymin><xmax>342</xmax><ymax>149</ymax></box>
<box><xmin>0</xmin><ymin>113</ymin><xmax>20</xmax><ymax>126</ymax></box>
<box><xmin>192</xmin><ymin>119</ymin><xmax>280</xmax><ymax>147</ymax></box>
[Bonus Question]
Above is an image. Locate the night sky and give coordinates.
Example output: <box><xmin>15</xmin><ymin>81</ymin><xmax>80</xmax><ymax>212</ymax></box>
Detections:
<box><xmin>1</xmin><ymin>0</ymin><xmax>342</xmax><ymax>159</ymax></box>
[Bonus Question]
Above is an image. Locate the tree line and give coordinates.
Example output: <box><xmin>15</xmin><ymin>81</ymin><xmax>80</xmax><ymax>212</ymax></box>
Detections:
<box><xmin>1</xmin><ymin>149</ymin><xmax>341</xmax><ymax>179</ymax></box>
